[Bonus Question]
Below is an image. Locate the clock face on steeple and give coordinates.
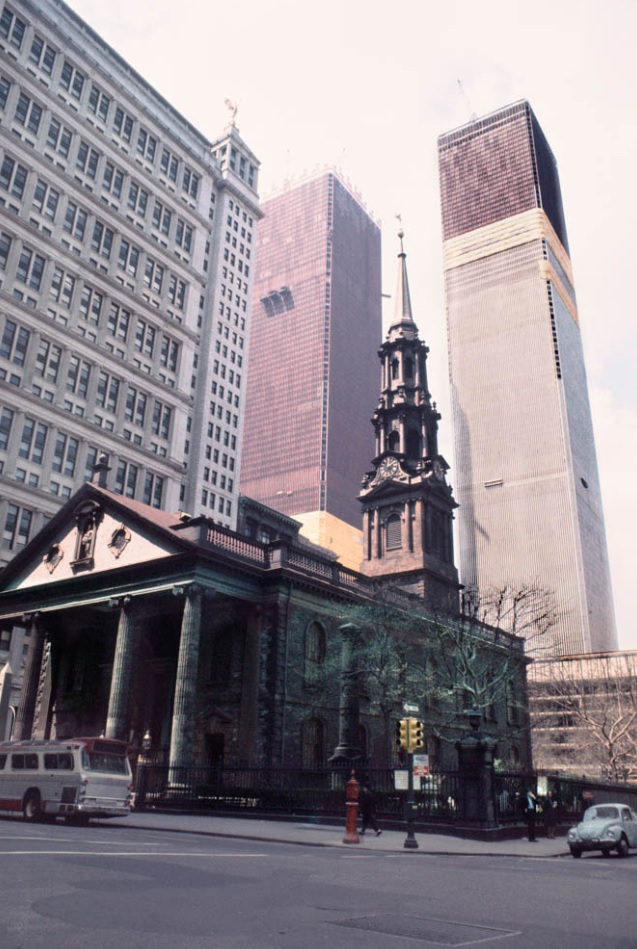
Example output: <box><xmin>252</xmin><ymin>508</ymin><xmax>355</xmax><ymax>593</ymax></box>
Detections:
<box><xmin>377</xmin><ymin>457</ymin><xmax>401</xmax><ymax>480</ymax></box>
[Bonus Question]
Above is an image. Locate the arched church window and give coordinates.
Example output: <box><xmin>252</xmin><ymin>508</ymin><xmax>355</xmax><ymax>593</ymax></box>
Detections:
<box><xmin>391</xmin><ymin>358</ymin><xmax>399</xmax><ymax>380</ymax></box>
<box><xmin>404</xmin><ymin>356</ymin><xmax>414</xmax><ymax>378</ymax></box>
<box><xmin>386</xmin><ymin>514</ymin><xmax>402</xmax><ymax>550</ymax></box>
<box><xmin>302</xmin><ymin>716</ymin><xmax>325</xmax><ymax>767</ymax></box>
<box><xmin>304</xmin><ymin>621</ymin><xmax>326</xmax><ymax>687</ymax></box>
<box><xmin>388</xmin><ymin>430</ymin><xmax>400</xmax><ymax>452</ymax></box>
<box><xmin>406</xmin><ymin>428</ymin><xmax>420</xmax><ymax>460</ymax></box>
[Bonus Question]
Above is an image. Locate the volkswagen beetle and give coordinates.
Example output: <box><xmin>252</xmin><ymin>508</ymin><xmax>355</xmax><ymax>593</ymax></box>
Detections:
<box><xmin>567</xmin><ymin>803</ymin><xmax>637</xmax><ymax>858</ymax></box>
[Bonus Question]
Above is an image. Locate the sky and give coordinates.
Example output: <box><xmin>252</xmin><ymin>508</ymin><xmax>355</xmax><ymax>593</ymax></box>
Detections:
<box><xmin>67</xmin><ymin>0</ymin><xmax>637</xmax><ymax>649</ymax></box>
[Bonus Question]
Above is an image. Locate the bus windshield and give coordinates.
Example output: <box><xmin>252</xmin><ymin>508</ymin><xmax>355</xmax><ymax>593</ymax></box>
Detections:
<box><xmin>81</xmin><ymin>749</ymin><xmax>129</xmax><ymax>775</ymax></box>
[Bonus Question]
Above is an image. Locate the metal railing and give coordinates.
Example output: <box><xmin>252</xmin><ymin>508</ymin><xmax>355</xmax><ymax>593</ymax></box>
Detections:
<box><xmin>133</xmin><ymin>762</ymin><xmax>461</xmax><ymax>822</ymax></box>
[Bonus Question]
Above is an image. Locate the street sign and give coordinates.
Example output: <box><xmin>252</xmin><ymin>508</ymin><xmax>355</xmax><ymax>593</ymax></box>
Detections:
<box><xmin>412</xmin><ymin>754</ymin><xmax>430</xmax><ymax>777</ymax></box>
<box><xmin>403</xmin><ymin>703</ymin><xmax>420</xmax><ymax>713</ymax></box>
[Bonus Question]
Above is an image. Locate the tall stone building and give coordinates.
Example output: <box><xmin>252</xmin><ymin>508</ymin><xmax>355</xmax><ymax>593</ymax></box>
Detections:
<box><xmin>0</xmin><ymin>0</ymin><xmax>260</xmax><ymax>568</ymax></box>
<box><xmin>438</xmin><ymin>100</ymin><xmax>617</xmax><ymax>655</ymax></box>
<box><xmin>240</xmin><ymin>170</ymin><xmax>381</xmax><ymax>567</ymax></box>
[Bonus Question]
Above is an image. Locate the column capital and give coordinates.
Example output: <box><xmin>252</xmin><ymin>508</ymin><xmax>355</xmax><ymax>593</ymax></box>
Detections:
<box><xmin>172</xmin><ymin>582</ymin><xmax>208</xmax><ymax>599</ymax></box>
<box><xmin>108</xmin><ymin>595</ymin><xmax>133</xmax><ymax>610</ymax></box>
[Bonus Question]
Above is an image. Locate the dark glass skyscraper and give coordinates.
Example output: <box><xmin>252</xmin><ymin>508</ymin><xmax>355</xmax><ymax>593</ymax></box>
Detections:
<box><xmin>438</xmin><ymin>100</ymin><xmax>617</xmax><ymax>655</ymax></box>
<box><xmin>241</xmin><ymin>171</ymin><xmax>381</xmax><ymax>564</ymax></box>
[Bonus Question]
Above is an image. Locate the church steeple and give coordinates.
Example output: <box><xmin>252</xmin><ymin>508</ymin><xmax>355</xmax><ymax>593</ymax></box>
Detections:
<box><xmin>387</xmin><ymin>228</ymin><xmax>417</xmax><ymax>339</ymax></box>
<box><xmin>358</xmin><ymin>230</ymin><xmax>459</xmax><ymax>612</ymax></box>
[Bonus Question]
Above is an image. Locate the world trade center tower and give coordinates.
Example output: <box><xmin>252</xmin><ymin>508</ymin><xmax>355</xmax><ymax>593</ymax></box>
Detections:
<box><xmin>438</xmin><ymin>100</ymin><xmax>617</xmax><ymax>655</ymax></box>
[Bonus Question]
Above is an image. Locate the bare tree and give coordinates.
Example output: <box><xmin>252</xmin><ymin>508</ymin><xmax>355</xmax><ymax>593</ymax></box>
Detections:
<box><xmin>337</xmin><ymin>587</ymin><xmax>536</xmax><ymax>766</ymax></box>
<box><xmin>530</xmin><ymin>652</ymin><xmax>637</xmax><ymax>781</ymax></box>
<box><xmin>421</xmin><ymin>609</ymin><xmax>529</xmax><ymax>758</ymax></box>
<box><xmin>461</xmin><ymin>582</ymin><xmax>560</xmax><ymax>657</ymax></box>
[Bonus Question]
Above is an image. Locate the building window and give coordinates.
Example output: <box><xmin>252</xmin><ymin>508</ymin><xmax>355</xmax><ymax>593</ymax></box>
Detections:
<box><xmin>386</xmin><ymin>514</ymin><xmax>402</xmax><ymax>550</ymax></box>
<box><xmin>63</xmin><ymin>202</ymin><xmax>87</xmax><ymax>242</ymax></box>
<box><xmin>18</xmin><ymin>418</ymin><xmax>47</xmax><ymax>464</ymax></box>
<box><xmin>143</xmin><ymin>471</ymin><xmax>163</xmax><ymax>508</ymax></box>
<box><xmin>107</xmin><ymin>303</ymin><xmax>130</xmax><ymax>341</ymax></box>
<box><xmin>0</xmin><ymin>155</ymin><xmax>28</xmax><ymax>199</ymax></box>
<box><xmin>16</xmin><ymin>249</ymin><xmax>45</xmax><ymax>290</ymax></box>
<box><xmin>128</xmin><ymin>181</ymin><xmax>148</xmax><ymax>218</ymax></box>
<box><xmin>115</xmin><ymin>460</ymin><xmax>138</xmax><ymax>498</ymax></box>
<box><xmin>88</xmin><ymin>83</ymin><xmax>110</xmax><ymax>122</ymax></box>
<box><xmin>304</xmin><ymin>621</ymin><xmax>326</xmax><ymax>687</ymax></box>
<box><xmin>0</xmin><ymin>7</ymin><xmax>26</xmax><ymax>49</ymax></box>
<box><xmin>32</xmin><ymin>179</ymin><xmax>60</xmax><ymax>220</ymax></box>
<box><xmin>302</xmin><ymin>717</ymin><xmax>325</xmax><ymax>768</ymax></box>
<box><xmin>91</xmin><ymin>221</ymin><xmax>114</xmax><ymax>259</ymax></box>
<box><xmin>102</xmin><ymin>162</ymin><xmax>123</xmax><ymax>197</ymax></box>
<box><xmin>0</xmin><ymin>406</ymin><xmax>14</xmax><ymax>450</ymax></box>
<box><xmin>96</xmin><ymin>371</ymin><xmax>120</xmax><ymax>413</ymax></box>
<box><xmin>34</xmin><ymin>339</ymin><xmax>61</xmax><ymax>381</ymax></box>
<box><xmin>76</xmin><ymin>140</ymin><xmax>100</xmax><ymax>179</ymax></box>
<box><xmin>1</xmin><ymin>318</ymin><xmax>29</xmax><ymax>365</ymax></box>
<box><xmin>29</xmin><ymin>35</ymin><xmax>56</xmax><ymax>75</ymax></box>
<box><xmin>52</xmin><ymin>433</ymin><xmax>79</xmax><ymax>477</ymax></box>
<box><xmin>3</xmin><ymin>502</ymin><xmax>32</xmax><ymax>548</ymax></box>
<box><xmin>118</xmin><ymin>240</ymin><xmax>140</xmax><ymax>277</ymax></box>
<box><xmin>66</xmin><ymin>356</ymin><xmax>91</xmax><ymax>398</ymax></box>
<box><xmin>60</xmin><ymin>60</ymin><xmax>85</xmax><ymax>100</ymax></box>
<box><xmin>113</xmin><ymin>106</ymin><xmax>133</xmax><ymax>143</ymax></box>
<box><xmin>50</xmin><ymin>267</ymin><xmax>76</xmax><ymax>308</ymax></box>
<box><xmin>46</xmin><ymin>118</ymin><xmax>72</xmax><ymax>158</ymax></box>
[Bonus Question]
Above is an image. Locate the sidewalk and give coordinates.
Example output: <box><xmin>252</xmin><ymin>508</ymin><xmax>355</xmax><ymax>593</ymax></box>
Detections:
<box><xmin>123</xmin><ymin>811</ymin><xmax>568</xmax><ymax>858</ymax></box>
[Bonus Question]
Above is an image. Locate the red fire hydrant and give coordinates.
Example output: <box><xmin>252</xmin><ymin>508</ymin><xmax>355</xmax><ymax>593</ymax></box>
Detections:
<box><xmin>342</xmin><ymin>770</ymin><xmax>360</xmax><ymax>844</ymax></box>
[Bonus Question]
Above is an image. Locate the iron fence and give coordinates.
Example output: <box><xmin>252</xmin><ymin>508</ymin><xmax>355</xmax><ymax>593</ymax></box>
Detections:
<box><xmin>133</xmin><ymin>762</ymin><xmax>460</xmax><ymax>822</ymax></box>
<box><xmin>133</xmin><ymin>761</ymin><xmax>637</xmax><ymax>827</ymax></box>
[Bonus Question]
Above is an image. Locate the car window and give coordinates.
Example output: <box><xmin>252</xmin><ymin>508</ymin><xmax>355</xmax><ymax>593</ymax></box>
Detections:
<box><xmin>621</xmin><ymin>809</ymin><xmax>631</xmax><ymax>821</ymax></box>
<box><xmin>593</xmin><ymin>806</ymin><xmax>619</xmax><ymax>820</ymax></box>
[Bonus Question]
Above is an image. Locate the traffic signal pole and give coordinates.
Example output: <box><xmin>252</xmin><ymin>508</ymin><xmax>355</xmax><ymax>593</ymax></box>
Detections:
<box><xmin>403</xmin><ymin>749</ymin><xmax>419</xmax><ymax>849</ymax></box>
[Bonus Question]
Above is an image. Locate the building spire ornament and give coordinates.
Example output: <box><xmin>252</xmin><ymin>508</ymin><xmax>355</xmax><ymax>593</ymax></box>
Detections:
<box><xmin>389</xmin><ymin>226</ymin><xmax>417</xmax><ymax>337</ymax></box>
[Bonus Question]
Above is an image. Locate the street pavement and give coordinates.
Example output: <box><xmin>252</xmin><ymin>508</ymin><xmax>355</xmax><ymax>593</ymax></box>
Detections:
<box><xmin>123</xmin><ymin>810</ymin><xmax>568</xmax><ymax>858</ymax></box>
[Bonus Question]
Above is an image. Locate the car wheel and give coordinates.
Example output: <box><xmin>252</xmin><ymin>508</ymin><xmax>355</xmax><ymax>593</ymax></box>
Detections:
<box><xmin>616</xmin><ymin>836</ymin><xmax>629</xmax><ymax>857</ymax></box>
<box><xmin>23</xmin><ymin>790</ymin><xmax>42</xmax><ymax>822</ymax></box>
<box><xmin>570</xmin><ymin>847</ymin><xmax>582</xmax><ymax>858</ymax></box>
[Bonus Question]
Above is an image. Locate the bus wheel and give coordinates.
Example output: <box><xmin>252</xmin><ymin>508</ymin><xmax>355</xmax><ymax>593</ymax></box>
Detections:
<box><xmin>23</xmin><ymin>790</ymin><xmax>42</xmax><ymax>822</ymax></box>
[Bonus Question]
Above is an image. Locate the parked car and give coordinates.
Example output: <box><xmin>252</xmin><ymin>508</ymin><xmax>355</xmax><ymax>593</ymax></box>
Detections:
<box><xmin>566</xmin><ymin>804</ymin><xmax>637</xmax><ymax>858</ymax></box>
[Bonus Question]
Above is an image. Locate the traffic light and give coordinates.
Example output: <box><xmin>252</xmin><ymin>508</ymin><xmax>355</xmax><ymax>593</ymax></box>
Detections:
<box><xmin>412</xmin><ymin>720</ymin><xmax>425</xmax><ymax>750</ymax></box>
<box><xmin>398</xmin><ymin>718</ymin><xmax>411</xmax><ymax>750</ymax></box>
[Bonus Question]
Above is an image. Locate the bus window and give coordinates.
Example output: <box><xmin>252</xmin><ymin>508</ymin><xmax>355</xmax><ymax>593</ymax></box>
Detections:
<box><xmin>81</xmin><ymin>749</ymin><xmax>129</xmax><ymax>775</ymax></box>
<box><xmin>11</xmin><ymin>754</ymin><xmax>38</xmax><ymax>770</ymax></box>
<box><xmin>44</xmin><ymin>753</ymin><xmax>74</xmax><ymax>770</ymax></box>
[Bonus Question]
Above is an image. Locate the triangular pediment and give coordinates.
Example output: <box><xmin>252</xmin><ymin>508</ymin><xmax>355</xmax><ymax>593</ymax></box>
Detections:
<box><xmin>0</xmin><ymin>484</ymin><xmax>194</xmax><ymax>593</ymax></box>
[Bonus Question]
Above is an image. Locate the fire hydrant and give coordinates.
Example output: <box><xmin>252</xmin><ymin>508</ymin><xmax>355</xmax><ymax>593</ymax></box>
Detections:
<box><xmin>342</xmin><ymin>770</ymin><xmax>360</xmax><ymax>844</ymax></box>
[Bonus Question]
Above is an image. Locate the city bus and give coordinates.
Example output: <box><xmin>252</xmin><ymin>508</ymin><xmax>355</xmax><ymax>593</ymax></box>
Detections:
<box><xmin>0</xmin><ymin>737</ymin><xmax>133</xmax><ymax>823</ymax></box>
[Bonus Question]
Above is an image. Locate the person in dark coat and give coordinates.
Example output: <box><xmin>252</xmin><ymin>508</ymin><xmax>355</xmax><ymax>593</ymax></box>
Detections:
<box><xmin>543</xmin><ymin>792</ymin><xmax>557</xmax><ymax>838</ymax></box>
<box><xmin>359</xmin><ymin>784</ymin><xmax>382</xmax><ymax>836</ymax></box>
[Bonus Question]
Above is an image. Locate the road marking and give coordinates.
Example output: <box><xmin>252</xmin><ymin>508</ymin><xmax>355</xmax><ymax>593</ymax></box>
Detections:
<box><xmin>0</xmin><ymin>850</ymin><xmax>269</xmax><ymax>858</ymax></box>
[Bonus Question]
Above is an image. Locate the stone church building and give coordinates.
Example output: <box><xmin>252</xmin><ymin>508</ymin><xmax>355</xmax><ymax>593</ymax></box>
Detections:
<box><xmin>0</xmin><ymin>238</ymin><xmax>532</xmax><ymax>775</ymax></box>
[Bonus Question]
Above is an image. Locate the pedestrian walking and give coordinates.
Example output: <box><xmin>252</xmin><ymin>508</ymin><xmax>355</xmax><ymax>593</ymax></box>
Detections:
<box><xmin>543</xmin><ymin>792</ymin><xmax>557</xmax><ymax>839</ymax></box>
<box><xmin>525</xmin><ymin>788</ymin><xmax>537</xmax><ymax>841</ymax></box>
<box><xmin>359</xmin><ymin>784</ymin><xmax>382</xmax><ymax>836</ymax></box>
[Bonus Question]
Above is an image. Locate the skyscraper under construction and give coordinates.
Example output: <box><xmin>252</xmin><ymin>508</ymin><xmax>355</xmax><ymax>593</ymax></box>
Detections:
<box><xmin>438</xmin><ymin>100</ymin><xmax>616</xmax><ymax>655</ymax></box>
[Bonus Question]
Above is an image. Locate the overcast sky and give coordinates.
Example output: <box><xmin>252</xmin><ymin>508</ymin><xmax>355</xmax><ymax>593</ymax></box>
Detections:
<box><xmin>67</xmin><ymin>0</ymin><xmax>637</xmax><ymax>649</ymax></box>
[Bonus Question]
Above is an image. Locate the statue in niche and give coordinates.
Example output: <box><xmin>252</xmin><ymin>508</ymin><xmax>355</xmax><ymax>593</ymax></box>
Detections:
<box><xmin>71</xmin><ymin>501</ymin><xmax>102</xmax><ymax>570</ymax></box>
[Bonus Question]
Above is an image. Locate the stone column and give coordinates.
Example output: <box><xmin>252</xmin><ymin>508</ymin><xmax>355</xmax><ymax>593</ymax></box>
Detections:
<box><xmin>105</xmin><ymin>596</ymin><xmax>135</xmax><ymax>741</ymax></box>
<box><xmin>14</xmin><ymin>612</ymin><xmax>45</xmax><ymax>740</ymax></box>
<box><xmin>330</xmin><ymin>623</ymin><xmax>362</xmax><ymax>762</ymax></box>
<box><xmin>168</xmin><ymin>584</ymin><xmax>203</xmax><ymax>775</ymax></box>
